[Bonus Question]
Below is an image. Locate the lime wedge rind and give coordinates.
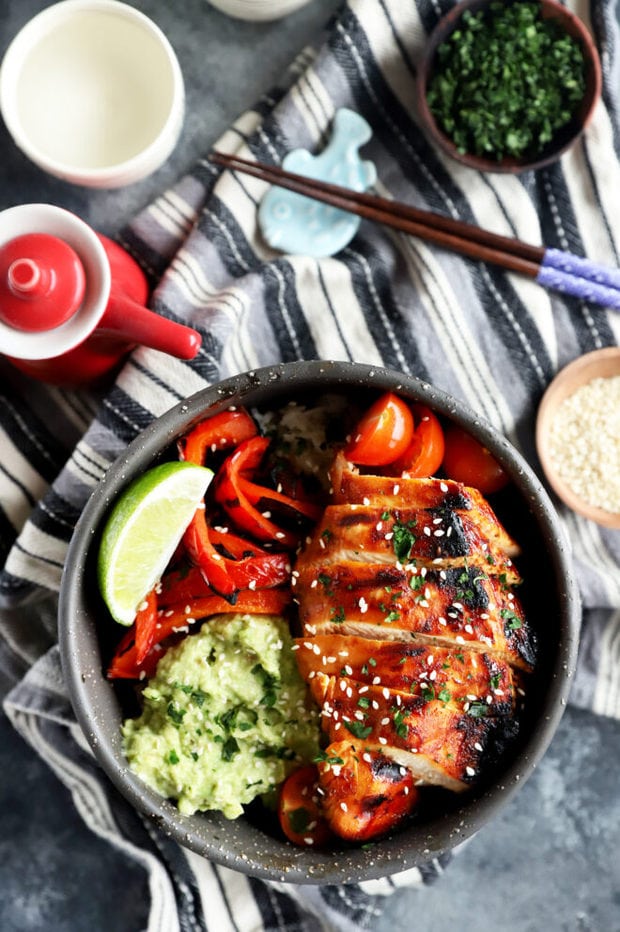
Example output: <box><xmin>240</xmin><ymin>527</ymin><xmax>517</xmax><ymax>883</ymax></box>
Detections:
<box><xmin>97</xmin><ymin>461</ymin><xmax>213</xmax><ymax>626</ymax></box>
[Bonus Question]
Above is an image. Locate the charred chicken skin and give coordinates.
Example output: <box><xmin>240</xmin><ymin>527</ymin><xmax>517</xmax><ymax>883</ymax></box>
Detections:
<box><xmin>292</xmin><ymin>456</ymin><xmax>535</xmax><ymax>842</ymax></box>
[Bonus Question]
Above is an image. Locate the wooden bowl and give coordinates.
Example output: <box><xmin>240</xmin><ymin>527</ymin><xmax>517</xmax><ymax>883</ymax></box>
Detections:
<box><xmin>536</xmin><ymin>347</ymin><xmax>620</xmax><ymax>528</ymax></box>
<box><xmin>416</xmin><ymin>0</ymin><xmax>602</xmax><ymax>174</ymax></box>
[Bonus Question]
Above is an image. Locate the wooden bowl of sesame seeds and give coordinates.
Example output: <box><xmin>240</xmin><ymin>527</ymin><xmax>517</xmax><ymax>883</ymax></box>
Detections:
<box><xmin>536</xmin><ymin>347</ymin><xmax>620</xmax><ymax>529</ymax></box>
<box><xmin>59</xmin><ymin>359</ymin><xmax>580</xmax><ymax>884</ymax></box>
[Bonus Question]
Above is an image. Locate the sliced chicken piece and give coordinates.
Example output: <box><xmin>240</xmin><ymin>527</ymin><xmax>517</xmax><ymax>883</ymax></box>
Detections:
<box><xmin>315</xmin><ymin>740</ymin><xmax>419</xmax><ymax>841</ymax></box>
<box><xmin>294</xmin><ymin>561</ymin><xmax>535</xmax><ymax>671</ymax></box>
<box><xmin>329</xmin><ymin>453</ymin><xmax>520</xmax><ymax>558</ymax></box>
<box><xmin>308</xmin><ymin>673</ymin><xmax>518</xmax><ymax>792</ymax></box>
<box><xmin>299</xmin><ymin>503</ymin><xmax>519</xmax><ymax>579</ymax></box>
<box><xmin>294</xmin><ymin>633</ymin><xmax>520</xmax><ymax>714</ymax></box>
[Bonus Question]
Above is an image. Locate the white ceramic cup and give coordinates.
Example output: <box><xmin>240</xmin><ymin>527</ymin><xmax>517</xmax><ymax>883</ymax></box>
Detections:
<box><xmin>206</xmin><ymin>0</ymin><xmax>315</xmax><ymax>22</ymax></box>
<box><xmin>0</xmin><ymin>0</ymin><xmax>185</xmax><ymax>188</ymax></box>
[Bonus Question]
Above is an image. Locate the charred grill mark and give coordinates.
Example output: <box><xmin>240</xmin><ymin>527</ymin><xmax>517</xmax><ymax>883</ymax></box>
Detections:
<box><xmin>339</xmin><ymin>511</ymin><xmax>375</xmax><ymax>528</ymax></box>
<box><xmin>370</xmin><ymin>756</ymin><xmax>406</xmax><ymax>784</ymax></box>
<box><xmin>441</xmin><ymin>492</ymin><xmax>472</xmax><ymax>511</ymax></box>
<box><xmin>429</xmin><ymin>510</ymin><xmax>470</xmax><ymax>557</ymax></box>
<box><xmin>442</xmin><ymin>566</ymin><xmax>490</xmax><ymax>610</ymax></box>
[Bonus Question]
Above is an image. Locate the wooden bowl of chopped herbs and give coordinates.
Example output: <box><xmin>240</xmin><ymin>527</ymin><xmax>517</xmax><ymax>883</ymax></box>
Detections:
<box><xmin>417</xmin><ymin>0</ymin><xmax>602</xmax><ymax>173</ymax></box>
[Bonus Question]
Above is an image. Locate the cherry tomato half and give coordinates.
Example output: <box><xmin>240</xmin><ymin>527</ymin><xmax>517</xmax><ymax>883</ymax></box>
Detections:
<box><xmin>389</xmin><ymin>404</ymin><xmax>445</xmax><ymax>478</ymax></box>
<box><xmin>278</xmin><ymin>764</ymin><xmax>333</xmax><ymax>847</ymax></box>
<box><xmin>345</xmin><ymin>393</ymin><xmax>414</xmax><ymax>466</ymax></box>
<box><xmin>441</xmin><ymin>425</ymin><xmax>509</xmax><ymax>494</ymax></box>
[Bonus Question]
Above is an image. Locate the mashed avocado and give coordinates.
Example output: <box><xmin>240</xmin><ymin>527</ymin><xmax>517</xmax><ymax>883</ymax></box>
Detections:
<box><xmin>122</xmin><ymin>613</ymin><xmax>320</xmax><ymax>818</ymax></box>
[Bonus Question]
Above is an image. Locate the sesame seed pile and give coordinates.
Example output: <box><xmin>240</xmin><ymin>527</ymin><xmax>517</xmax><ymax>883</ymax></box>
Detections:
<box><xmin>548</xmin><ymin>375</ymin><xmax>620</xmax><ymax>515</ymax></box>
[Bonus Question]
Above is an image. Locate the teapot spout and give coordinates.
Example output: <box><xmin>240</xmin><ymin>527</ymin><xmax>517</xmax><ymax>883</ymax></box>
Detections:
<box><xmin>103</xmin><ymin>293</ymin><xmax>201</xmax><ymax>360</ymax></box>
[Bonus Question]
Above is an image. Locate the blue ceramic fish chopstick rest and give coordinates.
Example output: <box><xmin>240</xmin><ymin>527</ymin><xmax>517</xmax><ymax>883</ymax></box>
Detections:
<box><xmin>215</xmin><ymin>108</ymin><xmax>620</xmax><ymax>310</ymax></box>
<box><xmin>258</xmin><ymin>108</ymin><xmax>376</xmax><ymax>259</ymax></box>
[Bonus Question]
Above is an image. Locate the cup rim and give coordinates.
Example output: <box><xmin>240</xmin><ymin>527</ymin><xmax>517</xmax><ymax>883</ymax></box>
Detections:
<box><xmin>0</xmin><ymin>0</ymin><xmax>185</xmax><ymax>188</ymax></box>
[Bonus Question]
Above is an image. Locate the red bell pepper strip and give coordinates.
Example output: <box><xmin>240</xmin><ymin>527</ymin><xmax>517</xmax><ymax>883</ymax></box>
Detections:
<box><xmin>158</xmin><ymin>564</ymin><xmax>214</xmax><ymax>607</ymax></box>
<box><xmin>214</xmin><ymin>436</ymin><xmax>299</xmax><ymax>548</ymax></box>
<box><xmin>237</xmin><ymin>476</ymin><xmax>322</xmax><ymax>522</ymax></box>
<box><xmin>107</xmin><ymin>586</ymin><xmax>292</xmax><ymax>679</ymax></box>
<box><xmin>184</xmin><ymin>508</ymin><xmax>291</xmax><ymax>597</ymax></box>
<box><xmin>183</xmin><ymin>509</ymin><xmax>237</xmax><ymax>596</ymax></box>
<box><xmin>134</xmin><ymin>589</ymin><xmax>159</xmax><ymax>665</ymax></box>
<box><xmin>178</xmin><ymin>407</ymin><xmax>258</xmax><ymax>466</ymax></box>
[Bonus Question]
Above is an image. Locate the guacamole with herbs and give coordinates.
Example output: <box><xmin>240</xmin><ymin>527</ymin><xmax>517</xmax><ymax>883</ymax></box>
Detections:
<box><xmin>122</xmin><ymin>613</ymin><xmax>320</xmax><ymax>818</ymax></box>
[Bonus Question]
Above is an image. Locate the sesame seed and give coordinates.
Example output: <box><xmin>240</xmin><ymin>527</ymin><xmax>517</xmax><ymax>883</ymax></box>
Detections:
<box><xmin>466</xmin><ymin>766</ymin><xmax>476</xmax><ymax>777</ymax></box>
<box><xmin>340</xmin><ymin>802</ymin><xmax>348</xmax><ymax>812</ymax></box>
<box><xmin>440</xmin><ymin>481</ymin><xmax>449</xmax><ymax>492</ymax></box>
<box><xmin>423</xmin><ymin>527</ymin><xmax>431</xmax><ymax>537</ymax></box>
<box><xmin>379</xmin><ymin>737</ymin><xmax>387</xmax><ymax>745</ymax></box>
<box><xmin>474</xmin><ymin>742</ymin><xmax>483</xmax><ymax>752</ymax></box>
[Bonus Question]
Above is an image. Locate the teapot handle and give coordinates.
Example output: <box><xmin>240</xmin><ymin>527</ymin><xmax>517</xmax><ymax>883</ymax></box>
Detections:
<box><xmin>103</xmin><ymin>292</ymin><xmax>202</xmax><ymax>360</ymax></box>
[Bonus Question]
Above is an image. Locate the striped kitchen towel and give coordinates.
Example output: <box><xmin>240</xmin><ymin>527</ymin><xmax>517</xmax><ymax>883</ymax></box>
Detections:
<box><xmin>1</xmin><ymin>0</ymin><xmax>620</xmax><ymax>929</ymax></box>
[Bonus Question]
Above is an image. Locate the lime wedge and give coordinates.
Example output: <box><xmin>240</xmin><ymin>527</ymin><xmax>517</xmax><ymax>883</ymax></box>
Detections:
<box><xmin>97</xmin><ymin>461</ymin><xmax>213</xmax><ymax>625</ymax></box>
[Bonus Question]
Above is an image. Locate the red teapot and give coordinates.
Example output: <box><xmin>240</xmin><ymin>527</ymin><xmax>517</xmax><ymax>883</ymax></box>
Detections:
<box><xmin>0</xmin><ymin>204</ymin><xmax>201</xmax><ymax>386</ymax></box>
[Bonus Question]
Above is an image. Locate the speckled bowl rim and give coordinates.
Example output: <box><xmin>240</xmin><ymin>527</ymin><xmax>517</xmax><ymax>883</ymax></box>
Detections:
<box><xmin>59</xmin><ymin>360</ymin><xmax>580</xmax><ymax>884</ymax></box>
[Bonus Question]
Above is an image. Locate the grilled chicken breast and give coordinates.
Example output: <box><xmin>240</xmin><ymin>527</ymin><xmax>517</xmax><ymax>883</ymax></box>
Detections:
<box><xmin>293</xmin><ymin>456</ymin><xmax>535</xmax><ymax>842</ymax></box>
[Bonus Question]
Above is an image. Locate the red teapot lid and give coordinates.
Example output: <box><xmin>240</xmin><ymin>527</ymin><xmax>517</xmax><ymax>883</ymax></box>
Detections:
<box><xmin>0</xmin><ymin>233</ymin><xmax>86</xmax><ymax>332</ymax></box>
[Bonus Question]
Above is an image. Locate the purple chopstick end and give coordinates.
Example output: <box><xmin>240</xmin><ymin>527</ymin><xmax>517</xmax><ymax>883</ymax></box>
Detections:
<box><xmin>539</xmin><ymin>250</ymin><xmax>620</xmax><ymax>309</ymax></box>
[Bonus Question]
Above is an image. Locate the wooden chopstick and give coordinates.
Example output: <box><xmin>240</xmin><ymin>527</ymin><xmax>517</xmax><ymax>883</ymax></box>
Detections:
<box><xmin>209</xmin><ymin>150</ymin><xmax>544</xmax><ymax>278</ymax></box>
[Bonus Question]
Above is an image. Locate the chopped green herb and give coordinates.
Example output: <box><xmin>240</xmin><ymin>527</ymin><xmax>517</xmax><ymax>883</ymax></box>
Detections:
<box><xmin>167</xmin><ymin>749</ymin><xmax>180</xmax><ymax>765</ymax></box>
<box><xmin>426</xmin><ymin>0</ymin><xmax>586</xmax><ymax>161</ymax></box>
<box><xmin>166</xmin><ymin>703</ymin><xmax>186</xmax><ymax>725</ymax></box>
<box><xmin>221</xmin><ymin>736</ymin><xmax>240</xmax><ymax>761</ymax></box>
<box><xmin>392</xmin><ymin>523</ymin><xmax>417</xmax><ymax>562</ymax></box>
<box><xmin>314</xmin><ymin>751</ymin><xmax>345</xmax><ymax>765</ymax></box>
<box><xmin>467</xmin><ymin>701</ymin><xmax>489</xmax><ymax>719</ymax></box>
<box><xmin>501</xmin><ymin>608</ymin><xmax>522</xmax><ymax>630</ymax></box>
<box><xmin>345</xmin><ymin>721</ymin><xmax>373</xmax><ymax>740</ymax></box>
<box><xmin>392</xmin><ymin>709</ymin><xmax>408</xmax><ymax>739</ymax></box>
<box><xmin>438</xmin><ymin>688</ymin><xmax>451</xmax><ymax>703</ymax></box>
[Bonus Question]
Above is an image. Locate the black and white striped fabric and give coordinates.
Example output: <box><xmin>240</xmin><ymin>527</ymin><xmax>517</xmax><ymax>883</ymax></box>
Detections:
<box><xmin>2</xmin><ymin>0</ymin><xmax>620</xmax><ymax>928</ymax></box>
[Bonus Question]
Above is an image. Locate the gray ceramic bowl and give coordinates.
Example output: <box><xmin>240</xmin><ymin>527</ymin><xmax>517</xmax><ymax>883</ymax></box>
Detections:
<box><xmin>58</xmin><ymin>360</ymin><xmax>579</xmax><ymax>884</ymax></box>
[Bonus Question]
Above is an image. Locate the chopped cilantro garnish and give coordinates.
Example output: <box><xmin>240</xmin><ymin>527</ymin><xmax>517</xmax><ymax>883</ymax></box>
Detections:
<box><xmin>426</xmin><ymin>1</ymin><xmax>586</xmax><ymax>161</ymax></box>
<box><xmin>166</xmin><ymin>703</ymin><xmax>186</xmax><ymax>725</ymax></box>
<box><xmin>345</xmin><ymin>721</ymin><xmax>372</xmax><ymax>740</ymax></box>
<box><xmin>392</xmin><ymin>523</ymin><xmax>417</xmax><ymax>562</ymax></box>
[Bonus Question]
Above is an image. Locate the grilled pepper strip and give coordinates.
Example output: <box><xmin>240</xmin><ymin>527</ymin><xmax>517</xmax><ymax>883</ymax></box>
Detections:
<box><xmin>107</xmin><ymin>587</ymin><xmax>291</xmax><ymax>679</ymax></box>
<box><xmin>214</xmin><ymin>436</ymin><xmax>298</xmax><ymax>547</ymax></box>
<box><xmin>178</xmin><ymin>407</ymin><xmax>257</xmax><ymax>465</ymax></box>
<box><xmin>184</xmin><ymin>507</ymin><xmax>291</xmax><ymax>597</ymax></box>
<box><xmin>238</xmin><ymin>476</ymin><xmax>322</xmax><ymax>522</ymax></box>
<box><xmin>134</xmin><ymin>589</ymin><xmax>158</xmax><ymax>664</ymax></box>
